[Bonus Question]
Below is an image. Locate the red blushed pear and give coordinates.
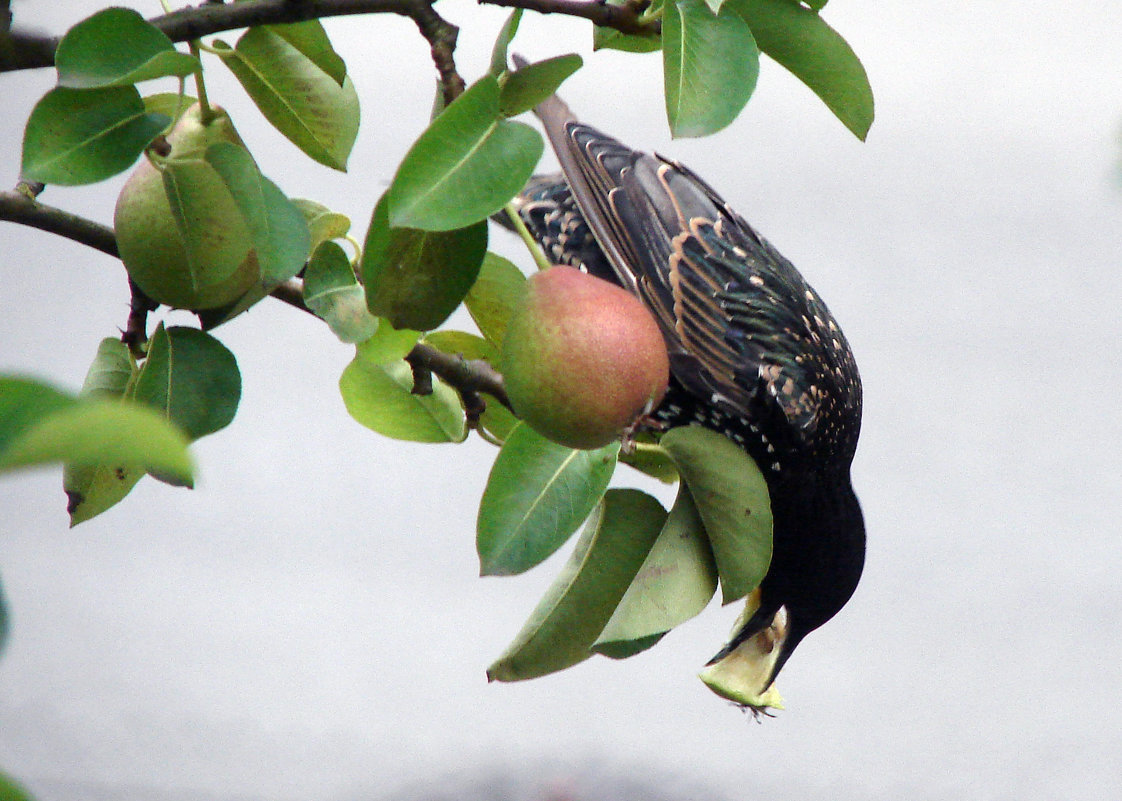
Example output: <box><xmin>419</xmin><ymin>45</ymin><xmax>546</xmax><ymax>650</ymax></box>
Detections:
<box><xmin>114</xmin><ymin>103</ymin><xmax>259</xmax><ymax>310</ymax></box>
<box><xmin>500</xmin><ymin>266</ymin><xmax>670</xmax><ymax>450</ymax></box>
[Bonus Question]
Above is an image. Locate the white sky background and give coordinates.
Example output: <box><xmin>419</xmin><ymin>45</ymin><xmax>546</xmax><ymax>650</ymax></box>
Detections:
<box><xmin>2</xmin><ymin>1</ymin><xmax>1121</xmax><ymax>799</ymax></box>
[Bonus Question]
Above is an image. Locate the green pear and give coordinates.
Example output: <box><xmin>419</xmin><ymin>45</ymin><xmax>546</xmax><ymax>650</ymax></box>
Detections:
<box><xmin>114</xmin><ymin>104</ymin><xmax>259</xmax><ymax>310</ymax></box>
<box><xmin>500</xmin><ymin>266</ymin><xmax>669</xmax><ymax>450</ymax></box>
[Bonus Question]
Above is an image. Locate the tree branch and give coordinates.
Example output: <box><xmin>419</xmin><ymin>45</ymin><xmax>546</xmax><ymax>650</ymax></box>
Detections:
<box><xmin>410</xmin><ymin>1</ymin><xmax>464</xmax><ymax>106</ymax></box>
<box><xmin>1</xmin><ymin>0</ymin><xmax>657</xmax><ymax>74</ymax></box>
<box><xmin>0</xmin><ymin>186</ymin><xmax>513</xmax><ymax>411</ymax></box>
<box><xmin>407</xmin><ymin>340</ymin><xmax>511</xmax><ymax>410</ymax></box>
<box><xmin>0</xmin><ymin>28</ymin><xmax>58</xmax><ymax>71</ymax></box>
<box><xmin>2</xmin><ymin>1</ymin><xmax>401</xmax><ymax>72</ymax></box>
<box><xmin>0</xmin><ymin>189</ymin><xmax>119</xmax><ymax>257</ymax></box>
<box><xmin>478</xmin><ymin>0</ymin><xmax>659</xmax><ymax>36</ymax></box>
<box><xmin>270</xmin><ymin>278</ymin><xmax>510</xmax><ymax>409</ymax></box>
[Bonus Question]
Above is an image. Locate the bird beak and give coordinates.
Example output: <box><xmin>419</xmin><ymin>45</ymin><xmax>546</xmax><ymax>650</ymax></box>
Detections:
<box><xmin>699</xmin><ymin>595</ymin><xmax>788</xmax><ymax>711</ymax></box>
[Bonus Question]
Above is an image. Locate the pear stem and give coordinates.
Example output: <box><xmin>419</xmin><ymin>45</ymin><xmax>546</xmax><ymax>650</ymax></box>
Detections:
<box><xmin>629</xmin><ymin>441</ymin><xmax>668</xmax><ymax>457</ymax></box>
<box><xmin>504</xmin><ymin>203</ymin><xmax>552</xmax><ymax>272</ymax></box>
<box><xmin>188</xmin><ymin>41</ymin><xmax>215</xmax><ymax>124</ymax></box>
<box><xmin>344</xmin><ymin>234</ymin><xmax>364</xmax><ymax>263</ymax></box>
<box><xmin>473</xmin><ymin>426</ymin><xmax>505</xmax><ymax>448</ymax></box>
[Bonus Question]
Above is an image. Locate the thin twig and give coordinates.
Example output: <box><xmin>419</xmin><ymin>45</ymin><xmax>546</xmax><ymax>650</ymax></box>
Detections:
<box><xmin>122</xmin><ymin>279</ymin><xmax>158</xmax><ymax>357</ymax></box>
<box><xmin>409</xmin><ymin>1</ymin><xmax>464</xmax><ymax>106</ymax></box>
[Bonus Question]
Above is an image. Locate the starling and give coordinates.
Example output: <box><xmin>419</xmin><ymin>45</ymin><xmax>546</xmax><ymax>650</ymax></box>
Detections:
<box><xmin>503</xmin><ymin>64</ymin><xmax>865</xmax><ymax>705</ymax></box>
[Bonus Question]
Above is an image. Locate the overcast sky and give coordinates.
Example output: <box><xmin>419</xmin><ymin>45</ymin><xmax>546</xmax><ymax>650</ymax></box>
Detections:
<box><xmin>2</xmin><ymin>2</ymin><xmax>1121</xmax><ymax>800</ymax></box>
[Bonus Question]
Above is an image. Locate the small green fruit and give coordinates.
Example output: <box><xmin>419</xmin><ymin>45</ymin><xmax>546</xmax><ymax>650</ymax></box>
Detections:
<box><xmin>500</xmin><ymin>266</ymin><xmax>669</xmax><ymax>450</ymax></box>
<box><xmin>114</xmin><ymin>104</ymin><xmax>258</xmax><ymax>310</ymax></box>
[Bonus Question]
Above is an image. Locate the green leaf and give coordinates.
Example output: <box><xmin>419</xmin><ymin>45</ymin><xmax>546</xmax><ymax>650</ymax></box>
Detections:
<box><xmin>0</xmin><ymin>376</ymin><xmax>193</xmax><ymax>485</ymax></box>
<box><xmin>362</xmin><ymin>194</ymin><xmax>488</xmax><ymax>331</ymax></box>
<box><xmin>489</xmin><ymin>9</ymin><xmax>523</xmax><ymax>75</ymax></box>
<box><xmin>205</xmin><ymin>142</ymin><xmax>311</xmax><ymax>285</ymax></box>
<box><xmin>664</xmin><ymin>0</ymin><xmax>759</xmax><ymax>138</ymax></box>
<box><xmin>192</xmin><ymin>147</ymin><xmax>311</xmax><ymax>328</ymax></box>
<box><xmin>65</xmin><ymin>456</ymin><xmax>143</xmax><ymax>526</ymax></box>
<box><xmin>339</xmin><ymin>356</ymin><xmax>466</xmax><ymax>444</ymax></box>
<box><xmin>216</xmin><ymin>28</ymin><xmax>360</xmax><ymax>169</ymax></box>
<box><xmin>161</xmin><ymin>156</ymin><xmax>254</xmax><ymax>288</ymax></box>
<box><xmin>75</xmin><ymin>337</ymin><xmax>135</xmax><ymax>398</ymax></box>
<box><xmin>268</xmin><ymin>20</ymin><xmax>347</xmax><ymax>86</ymax></box>
<box><xmin>143</xmin><ymin>92</ymin><xmax>196</xmax><ymax>120</ymax></box>
<box><xmin>0</xmin><ymin>379</ymin><xmax>73</xmax><ymax>447</ymax></box>
<box><xmin>63</xmin><ymin>339</ymin><xmax>144</xmax><ymax>526</ymax></box>
<box><xmin>464</xmin><ymin>252</ymin><xmax>526</xmax><ymax>347</ymax></box>
<box><xmin>593</xmin><ymin>484</ymin><xmax>718</xmax><ymax>650</ymax></box>
<box><xmin>477</xmin><ymin>423</ymin><xmax>619</xmax><ymax>576</ymax></box>
<box><xmin>0</xmin><ymin>770</ymin><xmax>36</xmax><ymax>801</ymax></box>
<box><xmin>293</xmin><ymin>198</ymin><xmax>351</xmax><ymax>253</ymax></box>
<box><xmin>304</xmin><ymin>241</ymin><xmax>379</xmax><ymax>343</ymax></box>
<box><xmin>354</xmin><ymin>324</ymin><xmax>422</xmax><ymax>365</ymax></box>
<box><xmin>593</xmin><ymin>27</ymin><xmax>663</xmax><ymax>53</ymax></box>
<box><xmin>486</xmin><ymin>488</ymin><xmax>666</xmax><ymax>681</ymax></box>
<box><xmin>480</xmin><ymin>404</ymin><xmax>519</xmax><ymax>443</ymax></box>
<box><xmin>132</xmin><ymin>324</ymin><xmax>241</xmax><ymax>441</ymax></box>
<box><xmin>20</xmin><ymin>86</ymin><xmax>167</xmax><ymax>185</ymax></box>
<box><xmin>593</xmin><ymin>632</ymin><xmax>667</xmax><ymax>660</ymax></box>
<box><xmin>619</xmin><ymin>438</ymin><xmax>679</xmax><ymax>483</ymax></box>
<box><xmin>55</xmin><ymin>7</ymin><xmax>198</xmax><ymax>88</ymax></box>
<box><xmin>422</xmin><ymin>330</ymin><xmax>494</xmax><ymax>360</ymax></box>
<box><xmin>729</xmin><ymin>0</ymin><xmax>873</xmax><ymax>139</ymax></box>
<box><xmin>660</xmin><ymin>425</ymin><xmax>772</xmax><ymax>604</ymax></box>
<box><xmin>387</xmin><ymin>76</ymin><xmax>543</xmax><ymax>231</ymax></box>
<box><xmin>500</xmin><ymin>54</ymin><xmax>583</xmax><ymax>116</ymax></box>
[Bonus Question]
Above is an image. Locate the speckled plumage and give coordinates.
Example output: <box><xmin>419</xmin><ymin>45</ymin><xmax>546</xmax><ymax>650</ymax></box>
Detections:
<box><xmin>509</xmin><ymin>84</ymin><xmax>866</xmax><ymax>689</ymax></box>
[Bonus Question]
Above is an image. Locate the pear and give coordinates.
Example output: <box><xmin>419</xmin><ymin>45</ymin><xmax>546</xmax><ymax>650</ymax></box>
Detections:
<box><xmin>114</xmin><ymin>104</ymin><xmax>259</xmax><ymax>310</ymax></box>
<box><xmin>699</xmin><ymin>591</ymin><xmax>786</xmax><ymax>711</ymax></box>
<box><xmin>500</xmin><ymin>266</ymin><xmax>669</xmax><ymax>450</ymax></box>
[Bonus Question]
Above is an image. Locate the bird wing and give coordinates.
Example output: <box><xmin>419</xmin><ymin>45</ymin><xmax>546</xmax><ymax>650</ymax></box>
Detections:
<box><xmin>532</xmin><ymin>92</ymin><xmax>859</xmax><ymax>443</ymax></box>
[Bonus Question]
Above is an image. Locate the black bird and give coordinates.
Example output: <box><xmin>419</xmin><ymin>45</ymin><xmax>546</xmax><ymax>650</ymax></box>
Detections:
<box><xmin>504</xmin><ymin>63</ymin><xmax>865</xmax><ymax>707</ymax></box>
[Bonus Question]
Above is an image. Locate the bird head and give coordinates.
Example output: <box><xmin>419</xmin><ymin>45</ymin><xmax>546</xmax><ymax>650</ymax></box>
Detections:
<box><xmin>698</xmin><ymin>591</ymin><xmax>791</xmax><ymax>712</ymax></box>
<box><xmin>698</xmin><ymin>491</ymin><xmax>864</xmax><ymax>713</ymax></box>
